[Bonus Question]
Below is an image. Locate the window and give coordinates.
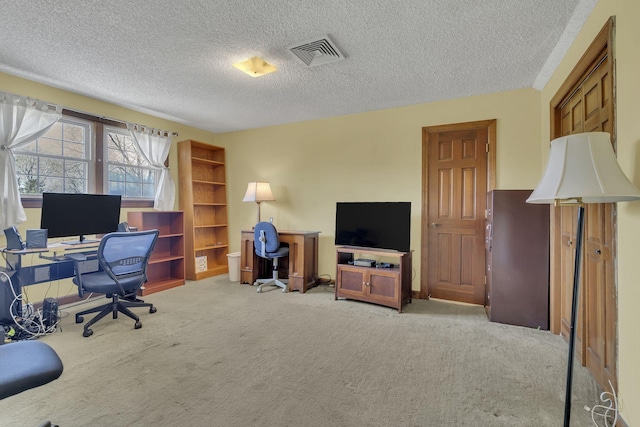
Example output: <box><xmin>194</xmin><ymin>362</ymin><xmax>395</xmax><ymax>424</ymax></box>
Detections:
<box><xmin>104</xmin><ymin>126</ymin><xmax>156</xmax><ymax>198</ymax></box>
<box><xmin>15</xmin><ymin>118</ymin><xmax>92</xmax><ymax>194</ymax></box>
<box><xmin>16</xmin><ymin>115</ymin><xmax>156</xmax><ymax>207</ymax></box>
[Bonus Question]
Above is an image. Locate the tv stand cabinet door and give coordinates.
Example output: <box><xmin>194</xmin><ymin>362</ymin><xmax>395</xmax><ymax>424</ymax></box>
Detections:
<box><xmin>367</xmin><ymin>270</ymin><xmax>400</xmax><ymax>309</ymax></box>
<box><xmin>336</xmin><ymin>265</ymin><xmax>366</xmax><ymax>299</ymax></box>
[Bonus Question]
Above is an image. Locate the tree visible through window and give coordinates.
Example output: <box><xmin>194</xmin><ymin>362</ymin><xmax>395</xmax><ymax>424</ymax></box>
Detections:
<box><xmin>105</xmin><ymin>127</ymin><xmax>156</xmax><ymax>198</ymax></box>
<box><xmin>15</xmin><ymin>118</ymin><xmax>89</xmax><ymax>194</ymax></box>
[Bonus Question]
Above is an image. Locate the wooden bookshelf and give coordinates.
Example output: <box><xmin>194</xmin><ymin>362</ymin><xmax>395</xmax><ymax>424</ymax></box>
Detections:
<box><xmin>178</xmin><ymin>140</ymin><xmax>229</xmax><ymax>280</ymax></box>
<box><xmin>127</xmin><ymin>211</ymin><xmax>185</xmax><ymax>295</ymax></box>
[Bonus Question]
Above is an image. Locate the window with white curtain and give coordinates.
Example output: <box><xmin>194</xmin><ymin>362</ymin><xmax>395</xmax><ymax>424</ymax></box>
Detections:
<box><xmin>104</xmin><ymin>125</ymin><xmax>156</xmax><ymax>198</ymax></box>
<box><xmin>14</xmin><ymin>117</ymin><xmax>92</xmax><ymax>194</ymax></box>
<box><xmin>15</xmin><ymin>115</ymin><xmax>156</xmax><ymax>203</ymax></box>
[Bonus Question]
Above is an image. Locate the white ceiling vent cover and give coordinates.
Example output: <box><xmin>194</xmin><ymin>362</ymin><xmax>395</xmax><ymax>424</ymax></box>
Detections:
<box><xmin>288</xmin><ymin>35</ymin><xmax>345</xmax><ymax>67</ymax></box>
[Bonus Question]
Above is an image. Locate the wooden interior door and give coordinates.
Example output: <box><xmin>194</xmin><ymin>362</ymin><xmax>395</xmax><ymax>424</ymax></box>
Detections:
<box><xmin>422</xmin><ymin>123</ymin><xmax>490</xmax><ymax>304</ymax></box>
<box><xmin>551</xmin><ymin>18</ymin><xmax>617</xmax><ymax>391</ymax></box>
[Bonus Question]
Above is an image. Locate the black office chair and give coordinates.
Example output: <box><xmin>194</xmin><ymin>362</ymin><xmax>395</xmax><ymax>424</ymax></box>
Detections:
<box><xmin>69</xmin><ymin>230</ymin><xmax>159</xmax><ymax>337</ymax></box>
<box><xmin>0</xmin><ymin>340</ymin><xmax>63</xmax><ymax>427</ymax></box>
<box><xmin>253</xmin><ymin>221</ymin><xmax>289</xmax><ymax>293</ymax></box>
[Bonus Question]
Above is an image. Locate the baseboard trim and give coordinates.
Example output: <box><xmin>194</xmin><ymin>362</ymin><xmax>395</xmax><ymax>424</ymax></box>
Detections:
<box><xmin>618</xmin><ymin>414</ymin><xmax>628</xmax><ymax>427</ymax></box>
<box><xmin>412</xmin><ymin>290</ymin><xmax>424</xmax><ymax>300</ymax></box>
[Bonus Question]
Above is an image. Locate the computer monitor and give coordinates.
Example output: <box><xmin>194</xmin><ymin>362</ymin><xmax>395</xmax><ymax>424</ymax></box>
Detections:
<box><xmin>40</xmin><ymin>193</ymin><xmax>122</xmax><ymax>244</ymax></box>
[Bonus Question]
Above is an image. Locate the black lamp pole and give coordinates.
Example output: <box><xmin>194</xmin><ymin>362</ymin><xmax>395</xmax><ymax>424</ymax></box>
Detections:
<box><xmin>564</xmin><ymin>204</ymin><xmax>585</xmax><ymax>427</ymax></box>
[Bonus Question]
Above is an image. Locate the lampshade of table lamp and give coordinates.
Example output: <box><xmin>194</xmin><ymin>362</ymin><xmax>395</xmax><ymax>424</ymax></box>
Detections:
<box><xmin>242</xmin><ymin>182</ymin><xmax>275</xmax><ymax>224</ymax></box>
<box><xmin>527</xmin><ymin>132</ymin><xmax>640</xmax><ymax>426</ymax></box>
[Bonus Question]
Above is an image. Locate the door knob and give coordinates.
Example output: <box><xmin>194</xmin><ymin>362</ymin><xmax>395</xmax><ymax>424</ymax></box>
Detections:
<box><xmin>431</xmin><ymin>223</ymin><xmax>440</xmax><ymax>228</ymax></box>
<box><xmin>595</xmin><ymin>249</ymin><xmax>602</xmax><ymax>255</ymax></box>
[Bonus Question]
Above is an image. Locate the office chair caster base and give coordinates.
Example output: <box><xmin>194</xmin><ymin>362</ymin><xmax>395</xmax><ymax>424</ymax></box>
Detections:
<box><xmin>256</xmin><ymin>287</ymin><xmax>262</xmax><ymax>293</ymax></box>
<box><xmin>83</xmin><ymin>329</ymin><xmax>93</xmax><ymax>338</ymax></box>
<box><xmin>282</xmin><ymin>286</ymin><xmax>289</xmax><ymax>293</ymax></box>
<box><xmin>76</xmin><ymin>315</ymin><xmax>84</xmax><ymax>323</ymax></box>
<box><xmin>135</xmin><ymin>321</ymin><xmax>142</xmax><ymax>329</ymax></box>
<box><xmin>149</xmin><ymin>306</ymin><xmax>157</xmax><ymax>314</ymax></box>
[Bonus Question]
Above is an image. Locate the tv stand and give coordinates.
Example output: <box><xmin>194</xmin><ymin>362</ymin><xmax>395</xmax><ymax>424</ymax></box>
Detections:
<box><xmin>335</xmin><ymin>247</ymin><xmax>412</xmax><ymax>313</ymax></box>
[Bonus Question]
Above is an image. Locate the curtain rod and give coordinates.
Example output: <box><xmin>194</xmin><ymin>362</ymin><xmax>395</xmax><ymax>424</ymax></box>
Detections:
<box><xmin>62</xmin><ymin>107</ymin><xmax>179</xmax><ymax>137</ymax></box>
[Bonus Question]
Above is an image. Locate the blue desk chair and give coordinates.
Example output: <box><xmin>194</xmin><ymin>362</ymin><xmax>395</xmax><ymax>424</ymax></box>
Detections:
<box><xmin>0</xmin><ymin>340</ymin><xmax>63</xmax><ymax>426</ymax></box>
<box><xmin>69</xmin><ymin>230</ymin><xmax>159</xmax><ymax>337</ymax></box>
<box><xmin>253</xmin><ymin>222</ymin><xmax>289</xmax><ymax>293</ymax></box>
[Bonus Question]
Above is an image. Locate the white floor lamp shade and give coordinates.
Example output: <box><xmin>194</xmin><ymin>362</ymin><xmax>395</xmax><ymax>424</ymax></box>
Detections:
<box><xmin>527</xmin><ymin>132</ymin><xmax>640</xmax><ymax>204</ymax></box>
<box><xmin>527</xmin><ymin>132</ymin><xmax>640</xmax><ymax>426</ymax></box>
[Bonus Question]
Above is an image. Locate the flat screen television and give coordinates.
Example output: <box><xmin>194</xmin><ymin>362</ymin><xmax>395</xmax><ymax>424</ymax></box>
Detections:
<box><xmin>40</xmin><ymin>192</ymin><xmax>122</xmax><ymax>244</ymax></box>
<box><xmin>335</xmin><ymin>202</ymin><xmax>411</xmax><ymax>252</ymax></box>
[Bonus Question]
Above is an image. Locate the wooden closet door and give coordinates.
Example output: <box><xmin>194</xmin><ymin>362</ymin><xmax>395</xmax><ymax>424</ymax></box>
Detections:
<box><xmin>582</xmin><ymin>56</ymin><xmax>617</xmax><ymax>390</ymax></box>
<box><xmin>558</xmin><ymin>89</ymin><xmax>583</xmax><ymax>358</ymax></box>
<box><xmin>556</xmin><ymin>52</ymin><xmax>616</xmax><ymax>390</ymax></box>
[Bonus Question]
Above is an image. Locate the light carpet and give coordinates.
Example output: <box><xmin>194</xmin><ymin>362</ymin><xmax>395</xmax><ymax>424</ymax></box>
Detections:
<box><xmin>1</xmin><ymin>276</ymin><xmax>599</xmax><ymax>426</ymax></box>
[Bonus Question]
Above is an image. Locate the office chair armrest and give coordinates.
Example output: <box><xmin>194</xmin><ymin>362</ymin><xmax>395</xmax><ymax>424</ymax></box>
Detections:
<box><xmin>66</xmin><ymin>253</ymin><xmax>88</xmax><ymax>297</ymax></box>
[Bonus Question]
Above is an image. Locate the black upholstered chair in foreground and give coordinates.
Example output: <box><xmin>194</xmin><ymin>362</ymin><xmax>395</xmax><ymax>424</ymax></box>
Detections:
<box><xmin>69</xmin><ymin>230</ymin><xmax>159</xmax><ymax>337</ymax></box>
<box><xmin>0</xmin><ymin>340</ymin><xmax>63</xmax><ymax>426</ymax></box>
<box><xmin>253</xmin><ymin>221</ymin><xmax>289</xmax><ymax>293</ymax></box>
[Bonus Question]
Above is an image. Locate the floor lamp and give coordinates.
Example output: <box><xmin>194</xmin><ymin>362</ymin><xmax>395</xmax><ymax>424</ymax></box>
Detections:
<box><xmin>242</xmin><ymin>181</ymin><xmax>275</xmax><ymax>224</ymax></box>
<box><xmin>526</xmin><ymin>132</ymin><xmax>640</xmax><ymax>426</ymax></box>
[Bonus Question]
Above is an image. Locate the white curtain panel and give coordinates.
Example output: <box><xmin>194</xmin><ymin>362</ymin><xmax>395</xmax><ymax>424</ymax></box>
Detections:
<box><xmin>0</xmin><ymin>92</ymin><xmax>62</xmax><ymax>229</ymax></box>
<box><xmin>127</xmin><ymin>123</ymin><xmax>175</xmax><ymax>211</ymax></box>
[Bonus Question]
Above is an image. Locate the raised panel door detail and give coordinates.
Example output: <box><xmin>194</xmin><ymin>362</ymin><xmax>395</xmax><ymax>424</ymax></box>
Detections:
<box><xmin>461</xmin><ymin>168</ymin><xmax>476</xmax><ymax>219</ymax></box>
<box><xmin>461</xmin><ymin>138</ymin><xmax>476</xmax><ymax>159</ymax></box>
<box><xmin>439</xmin><ymin>141</ymin><xmax>452</xmax><ymax>160</ymax></box>
<box><xmin>460</xmin><ymin>234</ymin><xmax>475</xmax><ymax>286</ymax></box>
<box><xmin>436</xmin><ymin>233</ymin><xmax>452</xmax><ymax>283</ymax></box>
<box><xmin>368</xmin><ymin>272</ymin><xmax>397</xmax><ymax>300</ymax></box>
<box><xmin>338</xmin><ymin>268</ymin><xmax>365</xmax><ymax>293</ymax></box>
<box><xmin>438</xmin><ymin>169</ymin><xmax>452</xmax><ymax>218</ymax></box>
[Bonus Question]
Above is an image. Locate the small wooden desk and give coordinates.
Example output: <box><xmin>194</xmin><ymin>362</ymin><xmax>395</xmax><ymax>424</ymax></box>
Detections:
<box><xmin>240</xmin><ymin>230</ymin><xmax>320</xmax><ymax>293</ymax></box>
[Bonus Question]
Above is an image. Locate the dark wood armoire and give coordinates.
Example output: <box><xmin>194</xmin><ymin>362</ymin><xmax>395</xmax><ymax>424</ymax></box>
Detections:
<box><xmin>485</xmin><ymin>190</ymin><xmax>550</xmax><ymax>329</ymax></box>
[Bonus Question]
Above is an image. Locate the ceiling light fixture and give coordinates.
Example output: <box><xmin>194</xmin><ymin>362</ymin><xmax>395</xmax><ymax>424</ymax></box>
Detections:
<box><xmin>232</xmin><ymin>56</ymin><xmax>277</xmax><ymax>77</ymax></box>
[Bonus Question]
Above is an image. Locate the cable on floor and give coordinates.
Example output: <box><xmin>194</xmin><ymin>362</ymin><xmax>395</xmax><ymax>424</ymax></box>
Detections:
<box><xmin>1</xmin><ymin>271</ymin><xmax>60</xmax><ymax>341</ymax></box>
<box><xmin>585</xmin><ymin>379</ymin><xmax>618</xmax><ymax>427</ymax></box>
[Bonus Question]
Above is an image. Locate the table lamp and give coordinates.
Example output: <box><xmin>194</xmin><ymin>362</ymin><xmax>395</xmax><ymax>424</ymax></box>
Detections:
<box><xmin>526</xmin><ymin>132</ymin><xmax>640</xmax><ymax>426</ymax></box>
<box><xmin>242</xmin><ymin>181</ymin><xmax>275</xmax><ymax>224</ymax></box>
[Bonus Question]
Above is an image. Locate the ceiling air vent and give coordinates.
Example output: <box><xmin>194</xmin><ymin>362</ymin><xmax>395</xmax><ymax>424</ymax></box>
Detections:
<box><xmin>288</xmin><ymin>35</ymin><xmax>345</xmax><ymax>67</ymax></box>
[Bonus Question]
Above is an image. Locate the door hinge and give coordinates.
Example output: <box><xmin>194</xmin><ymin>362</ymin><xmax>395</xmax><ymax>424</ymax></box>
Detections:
<box><xmin>484</xmin><ymin>275</ymin><xmax>487</xmax><ymax>285</ymax></box>
<box><xmin>485</xmin><ymin>143</ymin><xmax>489</xmax><ymax>153</ymax></box>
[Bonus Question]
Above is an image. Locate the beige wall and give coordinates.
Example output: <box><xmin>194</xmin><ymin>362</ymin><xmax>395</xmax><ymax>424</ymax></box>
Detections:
<box><xmin>220</xmin><ymin>88</ymin><xmax>542</xmax><ymax>285</ymax></box>
<box><xmin>539</xmin><ymin>0</ymin><xmax>640</xmax><ymax>424</ymax></box>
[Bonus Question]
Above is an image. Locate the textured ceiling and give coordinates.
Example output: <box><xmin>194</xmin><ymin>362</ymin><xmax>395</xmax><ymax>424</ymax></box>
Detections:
<box><xmin>0</xmin><ymin>0</ymin><xmax>596</xmax><ymax>133</ymax></box>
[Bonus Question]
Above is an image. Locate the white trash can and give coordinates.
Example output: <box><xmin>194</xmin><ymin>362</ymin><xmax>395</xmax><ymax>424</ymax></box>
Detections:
<box><xmin>226</xmin><ymin>252</ymin><xmax>241</xmax><ymax>282</ymax></box>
